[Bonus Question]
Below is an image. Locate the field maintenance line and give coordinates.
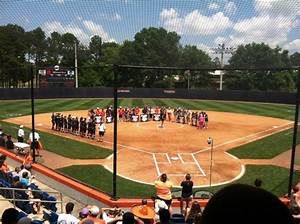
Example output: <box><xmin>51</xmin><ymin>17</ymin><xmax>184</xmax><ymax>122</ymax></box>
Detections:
<box><xmin>191</xmin><ymin>154</ymin><xmax>206</xmax><ymax>176</ymax></box>
<box><xmin>177</xmin><ymin>153</ymin><xmax>185</xmax><ymax>164</ymax></box>
<box><xmin>165</xmin><ymin>153</ymin><xmax>171</xmax><ymax>164</ymax></box>
<box><xmin>102</xmin><ymin>140</ymin><xmax>153</xmax><ymax>155</ymax></box>
<box><xmin>152</xmin><ymin>154</ymin><xmax>161</xmax><ymax>177</ymax></box>
<box><xmin>193</xmin><ymin>122</ymin><xmax>293</xmax><ymax>155</ymax></box>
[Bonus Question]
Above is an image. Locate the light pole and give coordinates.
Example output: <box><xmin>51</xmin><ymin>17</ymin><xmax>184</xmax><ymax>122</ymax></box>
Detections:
<box><xmin>74</xmin><ymin>42</ymin><xmax>78</xmax><ymax>88</ymax></box>
<box><xmin>207</xmin><ymin>137</ymin><xmax>213</xmax><ymax>187</ymax></box>
<box><xmin>211</xmin><ymin>43</ymin><xmax>235</xmax><ymax>90</ymax></box>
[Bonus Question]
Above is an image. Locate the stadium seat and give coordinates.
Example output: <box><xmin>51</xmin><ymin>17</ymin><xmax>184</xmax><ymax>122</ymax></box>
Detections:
<box><xmin>171</xmin><ymin>214</ymin><xmax>185</xmax><ymax>224</ymax></box>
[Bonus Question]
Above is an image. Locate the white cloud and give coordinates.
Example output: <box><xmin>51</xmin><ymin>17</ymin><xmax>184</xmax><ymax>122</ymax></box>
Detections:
<box><xmin>224</xmin><ymin>1</ymin><xmax>237</xmax><ymax>15</ymax></box>
<box><xmin>160</xmin><ymin>8</ymin><xmax>179</xmax><ymax>20</ymax></box>
<box><xmin>255</xmin><ymin>0</ymin><xmax>300</xmax><ymax>17</ymax></box>
<box><xmin>208</xmin><ymin>3</ymin><xmax>220</xmax><ymax>10</ymax></box>
<box><xmin>223</xmin><ymin>0</ymin><xmax>300</xmax><ymax>48</ymax></box>
<box><xmin>284</xmin><ymin>39</ymin><xmax>300</xmax><ymax>53</ymax></box>
<box><xmin>83</xmin><ymin>20</ymin><xmax>115</xmax><ymax>42</ymax></box>
<box><xmin>42</xmin><ymin>20</ymin><xmax>115</xmax><ymax>44</ymax></box>
<box><xmin>160</xmin><ymin>9</ymin><xmax>232</xmax><ymax>35</ymax></box>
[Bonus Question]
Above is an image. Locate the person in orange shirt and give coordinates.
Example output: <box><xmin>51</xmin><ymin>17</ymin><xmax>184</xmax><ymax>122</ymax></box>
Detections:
<box><xmin>80</xmin><ymin>206</ymin><xmax>105</xmax><ymax>224</ymax></box>
<box><xmin>154</xmin><ymin>173</ymin><xmax>173</xmax><ymax>212</ymax></box>
<box><xmin>23</xmin><ymin>151</ymin><xmax>33</xmax><ymax>168</ymax></box>
<box><xmin>0</xmin><ymin>155</ymin><xmax>10</xmax><ymax>173</ymax></box>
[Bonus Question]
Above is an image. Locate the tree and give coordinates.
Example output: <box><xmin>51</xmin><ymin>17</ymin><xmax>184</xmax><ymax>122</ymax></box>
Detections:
<box><xmin>0</xmin><ymin>24</ymin><xmax>28</xmax><ymax>87</ymax></box>
<box><xmin>291</xmin><ymin>52</ymin><xmax>300</xmax><ymax>66</ymax></box>
<box><xmin>26</xmin><ymin>27</ymin><xmax>47</xmax><ymax>67</ymax></box>
<box><xmin>89</xmin><ymin>35</ymin><xmax>102</xmax><ymax>61</ymax></box>
<box><xmin>179</xmin><ymin>45</ymin><xmax>213</xmax><ymax>88</ymax></box>
<box><xmin>227</xmin><ymin>43</ymin><xmax>295</xmax><ymax>91</ymax></box>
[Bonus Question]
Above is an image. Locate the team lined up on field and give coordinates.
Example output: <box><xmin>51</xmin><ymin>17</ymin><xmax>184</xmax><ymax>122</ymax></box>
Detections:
<box><xmin>51</xmin><ymin>106</ymin><xmax>209</xmax><ymax>138</ymax></box>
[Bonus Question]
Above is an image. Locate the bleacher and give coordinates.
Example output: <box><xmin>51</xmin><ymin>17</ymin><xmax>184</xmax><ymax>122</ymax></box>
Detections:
<box><xmin>0</xmin><ymin>168</ymin><xmax>62</xmax><ymax>223</ymax></box>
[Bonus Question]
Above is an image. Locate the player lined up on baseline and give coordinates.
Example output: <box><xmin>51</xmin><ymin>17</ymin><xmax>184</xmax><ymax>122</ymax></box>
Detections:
<box><xmin>50</xmin><ymin>108</ymin><xmax>111</xmax><ymax>141</ymax></box>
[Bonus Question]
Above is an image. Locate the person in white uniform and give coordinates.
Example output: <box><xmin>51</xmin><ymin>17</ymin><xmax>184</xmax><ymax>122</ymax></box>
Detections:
<box><xmin>17</xmin><ymin>125</ymin><xmax>25</xmax><ymax>143</ymax></box>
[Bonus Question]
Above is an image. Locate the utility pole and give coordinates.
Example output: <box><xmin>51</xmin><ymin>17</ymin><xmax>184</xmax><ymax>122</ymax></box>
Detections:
<box><xmin>74</xmin><ymin>42</ymin><xmax>78</xmax><ymax>88</ymax></box>
<box><xmin>211</xmin><ymin>43</ymin><xmax>235</xmax><ymax>90</ymax></box>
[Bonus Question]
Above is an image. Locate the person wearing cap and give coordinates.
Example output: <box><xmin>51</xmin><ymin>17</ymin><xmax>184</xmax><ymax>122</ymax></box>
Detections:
<box><xmin>80</xmin><ymin>205</ymin><xmax>105</xmax><ymax>224</ymax></box>
<box><xmin>17</xmin><ymin>125</ymin><xmax>25</xmax><ymax>143</ymax></box>
<box><xmin>131</xmin><ymin>199</ymin><xmax>155</xmax><ymax>224</ymax></box>
<box><xmin>57</xmin><ymin>202</ymin><xmax>79</xmax><ymax>224</ymax></box>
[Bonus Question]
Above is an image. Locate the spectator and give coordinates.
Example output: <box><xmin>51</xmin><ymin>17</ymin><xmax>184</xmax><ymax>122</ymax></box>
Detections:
<box><xmin>254</xmin><ymin>178</ymin><xmax>262</xmax><ymax>188</ymax></box>
<box><xmin>154</xmin><ymin>173</ymin><xmax>173</xmax><ymax>212</ymax></box>
<box><xmin>123</xmin><ymin>212</ymin><xmax>144</xmax><ymax>224</ymax></box>
<box><xmin>5</xmin><ymin>135</ymin><xmax>14</xmax><ymax>150</ymax></box>
<box><xmin>185</xmin><ymin>201</ymin><xmax>202</xmax><ymax>224</ymax></box>
<box><xmin>57</xmin><ymin>202</ymin><xmax>79</xmax><ymax>224</ymax></box>
<box><xmin>20</xmin><ymin>171</ymin><xmax>30</xmax><ymax>187</ymax></box>
<box><xmin>1</xmin><ymin>208</ymin><xmax>19</xmax><ymax>224</ymax></box>
<box><xmin>0</xmin><ymin>155</ymin><xmax>10</xmax><ymax>173</ymax></box>
<box><xmin>80</xmin><ymin>206</ymin><xmax>105</xmax><ymax>224</ymax></box>
<box><xmin>180</xmin><ymin>173</ymin><xmax>193</xmax><ymax>214</ymax></box>
<box><xmin>0</xmin><ymin>133</ymin><xmax>6</xmax><ymax>147</ymax></box>
<box><xmin>131</xmin><ymin>199</ymin><xmax>155</xmax><ymax>224</ymax></box>
<box><xmin>10</xmin><ymin>166</ymin><xmax>21</xmax><ymax>178</ymax></box>
<box><xmin>79</xmin><ymin>207</ymin><xmax>90</xmax><ymax>220</ymax></box>
<box><xmin>201</xmin><ymin>184</ymin><xmax>294</xmax><ymax>224</ymax></box>
<box><xmin>101</xmin><ymin>206</ymin><xmax>123</xmax><ymax>224</ymax></box>
<box><xmin>17</xmin><ymin>125</ymin><xmax>25</xmax><ymax>143</ymax></box>
<box><xmin>22</xmin><ymin>151</ymin><xmax>33</xmax><ymax>168</ymax></box>
<box><xmin>17</xmin><ymin>217</ymin><xmax>32</xmax><ymax>224</ymax></box>
<box><xmin>157</xmin><ymin>209</ymin><xmax>170</xmax><ymax>224</ymax></box>
<box><xmin>19</xmin><ymin>164</ymin><xmax>32</xmax><ymax>181</ymax></box>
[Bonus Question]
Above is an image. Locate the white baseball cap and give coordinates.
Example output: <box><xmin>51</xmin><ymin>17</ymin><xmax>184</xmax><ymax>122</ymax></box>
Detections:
<box><xmin>90</xmin><ymin>206</ymin><xmax>100</xmax><ymax>216</ymax></box>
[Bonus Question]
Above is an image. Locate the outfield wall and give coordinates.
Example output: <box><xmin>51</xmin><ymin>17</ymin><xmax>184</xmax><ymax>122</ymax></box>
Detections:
<box><xmin>0</xmin><ymin>88</ymin><xmax>296</xmax><ymax>104</ymax></box>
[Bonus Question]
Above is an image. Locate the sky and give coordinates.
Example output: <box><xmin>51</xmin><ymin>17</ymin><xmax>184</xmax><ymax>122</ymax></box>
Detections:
<box><xmin>1</xmin><ymin>0</ymin><xmax>300</xmax><ymax>56</ymax></box>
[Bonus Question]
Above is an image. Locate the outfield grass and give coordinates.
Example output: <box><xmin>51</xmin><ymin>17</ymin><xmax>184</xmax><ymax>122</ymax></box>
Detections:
<box><xmin>57</xmin><ymin>164</ymin><xmax>297</xmax><ymax>197</ymax></box>
<box><xmin>0</xmin><ymin>98</ymin><xmax>295</xmax><ymax>120</ymax></box>
<box><xmin>229</xmin><ymin>128</ymin><xmax>299</xmax><ymax>159</ymax></box>
<box><xmin>0</xmin><ymin>120</ymin><xmax>112</xmax><ymax>159</ymax></box>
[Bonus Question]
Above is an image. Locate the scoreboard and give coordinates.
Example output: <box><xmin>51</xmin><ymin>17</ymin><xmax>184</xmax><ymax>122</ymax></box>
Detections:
<box><xmin>39</xmin><ymin>66</ymin><xmax>75</xmax><ymax>87</ymax></box>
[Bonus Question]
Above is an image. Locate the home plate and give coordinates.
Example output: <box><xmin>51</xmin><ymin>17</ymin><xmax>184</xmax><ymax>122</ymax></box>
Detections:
<box><xmin>37</xmin><ymin>123</ymin><xmax>43</xmax><ymax>126</ymax></box>
<box><xmin>171</xmin><ymin>157</ymin><xmax>179</xmax><ymax>161</ymax></box>
<box><xmin>272</xmin><ymin>126</ymin><xmax>278</xmax><ymax>128</ymax></box>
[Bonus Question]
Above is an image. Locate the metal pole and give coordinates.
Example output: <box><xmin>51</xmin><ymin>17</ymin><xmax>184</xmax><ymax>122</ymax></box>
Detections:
<box><xmin>208</xmin><ymin>137</ymin><xmax>213</xmax><ymax>187</ymax></box>
<box><xmin>288</xmin><ymin>69</ymin><xmax>300</xmax><ymax>196</ymax></box>
<box><xmin>75</xmin><ymin>42</ymin><xmax>78</xmax><ymax>88</ymax></box>
<box><xmin>220</xmin><ymin>45</ymin><xmax>224</xmax><ymax>91</ymax></box>
<box><xmin>112</xmin><ymin>65</ymin><xmax>118</xmax><ymax>199</ymax></box>
<box><xmin>30</xmin><ymin>65</ymin><xmax>36</xmax><ymax>163</ymax></box>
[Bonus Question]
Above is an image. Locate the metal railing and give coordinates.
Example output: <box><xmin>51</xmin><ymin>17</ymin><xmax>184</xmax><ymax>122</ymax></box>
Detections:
<box><xmin>0</xmin><ymin>186</ymin><xmax>63</xmax><ymax>213</ymax></box>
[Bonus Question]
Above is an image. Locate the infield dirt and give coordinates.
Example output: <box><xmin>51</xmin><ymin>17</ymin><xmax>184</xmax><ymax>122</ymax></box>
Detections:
<box><xmin>5</xmin><ymin>110</ymin><xmax>293</xmax><ymax>186</ymax></box>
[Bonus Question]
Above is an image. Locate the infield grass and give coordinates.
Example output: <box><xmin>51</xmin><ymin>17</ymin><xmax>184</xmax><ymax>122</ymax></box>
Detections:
<box><xmin>229</xmin><ymin>128</ymin><xmax>300</xmax><ymax>159</ymax></box>
<box><xmin>57</xmin><ymin>164</ymin><xmax>297</xmax><ymax>197</ymax></box>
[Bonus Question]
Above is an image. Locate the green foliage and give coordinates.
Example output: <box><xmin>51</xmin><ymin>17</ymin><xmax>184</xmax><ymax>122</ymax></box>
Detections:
<box><xmin>0</xmin><ymin>24</ymin><xmax>299</xmax><ymax>90</ymax></box>
<box><xmin>227</xmin><ymin>43</ymin><xmax>295</xmax><ymax>91</ymax></box>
